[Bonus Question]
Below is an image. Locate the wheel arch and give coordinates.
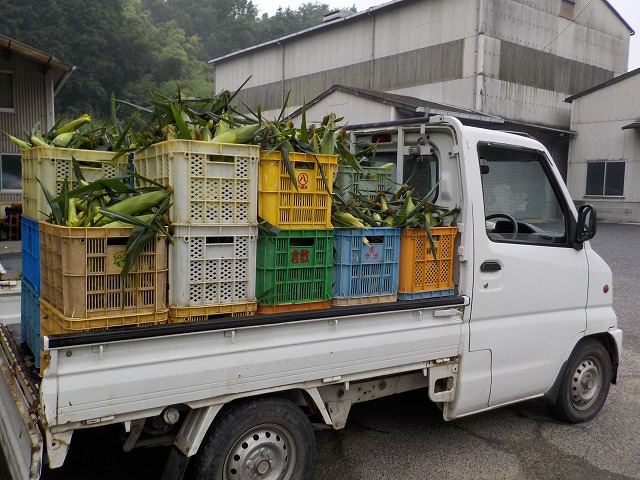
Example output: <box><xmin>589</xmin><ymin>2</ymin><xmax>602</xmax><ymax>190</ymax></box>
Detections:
<box><xmin>174</xmin><ymin>388</ymin><xmax>329</xmax><ymax>458</ymax></box>
<box><xmin>183</xmin><ymin>393</ymin><xmax>317</xmax><ymax>480</ymax></box>
<box><xmin>543</xmin><ymin>333</ymin><xmax>618</xmax><ymax>406</ymax></box>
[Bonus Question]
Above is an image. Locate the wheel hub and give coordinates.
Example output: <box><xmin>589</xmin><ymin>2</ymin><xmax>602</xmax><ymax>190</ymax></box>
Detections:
<box><xmin>225</xmin><ymin>425</ymin><xmax>294</xmax><ymax>480</ymax></box>
<box><xmin>570</xmin><ymin>356</ymin><xmax>602</xmax><ymax>411</ymax></box>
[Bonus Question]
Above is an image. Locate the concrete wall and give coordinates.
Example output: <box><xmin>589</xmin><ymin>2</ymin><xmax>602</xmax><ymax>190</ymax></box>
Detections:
<box><xmin>214</xmin><ymin>0</ymin><xmax>631</xmax><ymax>128</ymax></box>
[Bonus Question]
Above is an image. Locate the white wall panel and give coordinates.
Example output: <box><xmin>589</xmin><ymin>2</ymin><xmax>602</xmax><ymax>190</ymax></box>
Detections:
<box><xmin>482</xmin><ymin>77</ymin><xmax>571</xmax><ymax>126</ymax></box>
<box><xmin>568</xmin><ymin>74</ymin><xmax>640</xmax><ymax>216</ymax></box>
<box><xmin>485</xmin><ymin>0</ymin><xmax>629</xmax><ymax>73</ymax></box>
<box><xmin>305</xmin><ymin>92</ymin><xmax>397</xmax><ymax>125</ymax></box>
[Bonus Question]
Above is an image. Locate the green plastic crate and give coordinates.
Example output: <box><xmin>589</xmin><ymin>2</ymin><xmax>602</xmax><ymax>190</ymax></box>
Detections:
<box><xmin>256</xmin><ymin>229</ymin><xmax>333</xmax><ymax>306</ymax></box>
<box><xmin>334</xmin><ymin>164</ymin><xmax>396</xmax><ymax>200</ymax></box>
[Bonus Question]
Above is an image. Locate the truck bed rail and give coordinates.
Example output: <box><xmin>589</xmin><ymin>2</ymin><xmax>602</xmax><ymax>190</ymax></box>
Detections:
<box><xmin>46</xmin><ymin>296</ymin><xmax>467</xmax><ymax>349</ymax></box>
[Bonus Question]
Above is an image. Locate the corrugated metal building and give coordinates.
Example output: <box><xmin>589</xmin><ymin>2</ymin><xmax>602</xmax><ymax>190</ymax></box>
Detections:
<box><xmin>209</xmin><ymin>0</ymin><xmax>632</xmax><ymax>131</ymax></box>
<box><xmin>566</xmin><ymin>68</ymin><xmax>640</xmax><ymax>223</ymax></box>
<box><xmin>0</xmin><ymin>34</ymin><xmax>74</xmax><ymax>203</ymax></box>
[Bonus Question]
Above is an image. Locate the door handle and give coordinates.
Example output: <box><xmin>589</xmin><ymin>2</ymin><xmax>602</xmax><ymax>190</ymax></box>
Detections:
<box><xmin>481</xmin><ymin>261</ymin><xmax>501</xmax><ymax>272</ymax></box>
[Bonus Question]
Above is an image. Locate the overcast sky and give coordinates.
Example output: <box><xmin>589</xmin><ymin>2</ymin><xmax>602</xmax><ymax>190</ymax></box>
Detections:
<box><xmin>253</xmin><ymin>0</ymin><xmax>640</xmax><ymax>70</ymax></box>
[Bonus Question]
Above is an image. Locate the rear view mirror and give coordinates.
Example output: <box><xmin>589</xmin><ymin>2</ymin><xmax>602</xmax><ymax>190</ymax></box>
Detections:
<box><xmin>576</xmin><ymin>205</ymin><xmax>597</xmax><ymax>243</ymax></box>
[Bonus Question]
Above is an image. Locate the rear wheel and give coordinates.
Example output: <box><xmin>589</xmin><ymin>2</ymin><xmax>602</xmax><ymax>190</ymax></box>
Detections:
<box><xmin>190</xmin><ymin>398</ymin><xmax>315</xmax><ymax>480</ymax></box>
<box><xmin>551</xmin><ymin>339</ymin><xmax>611</xmax><ymax>423</ymax></box>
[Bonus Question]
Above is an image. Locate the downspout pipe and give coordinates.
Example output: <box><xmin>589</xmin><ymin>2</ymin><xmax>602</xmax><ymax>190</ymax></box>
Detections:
<box><xmin>475</xmin><ymin>0</ymin><xmax>485</xmax><ymax>112</ymax></box>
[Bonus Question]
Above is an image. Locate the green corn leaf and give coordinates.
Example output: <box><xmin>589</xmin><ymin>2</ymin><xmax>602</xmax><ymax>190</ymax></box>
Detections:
<box><xmin>279</xmin><ymin>143</ymin><xmax>298</xmax><ymax>191</ymax></box>
<box><xmin>276</xmin><ymin>90</ymin><xmax>291</xmax><ymax>122</ymax></box>
<box><xmin>170</xmin><ymin>103</ymin><xmax>193</xmax><ymax>139</ymax></box>
<box><xmin>299</xmin><ymin>101</ymin><xmax>308</xmax><ymax>144</ymax></box>
<box><xmin>36</xmin><ymin>177</ymin><xmax>63</xmax><ymax>225</ymax></box>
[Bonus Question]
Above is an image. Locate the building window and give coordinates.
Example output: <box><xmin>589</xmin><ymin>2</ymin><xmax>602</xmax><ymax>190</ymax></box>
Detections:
<box><xmin>585</xmin><ymin>161</ymin><xmax>625</xmax><ymax>196</ymax></box>
<box><xmin>0</xmin><ymin>154</ymin><xmax>21</xmax><ymax>190</ymax></box>
<box><xmin>0</xmin><ymin>71</ymin><xmax>14</xmax><ymax>111</ymax></box>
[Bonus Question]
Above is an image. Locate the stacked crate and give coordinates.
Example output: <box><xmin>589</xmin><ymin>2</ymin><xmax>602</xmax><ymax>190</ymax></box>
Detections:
<box><xmin>397</xmin><ymin>226</ymin><xmax>457</xmax><ymax>300</ymax></box>
<box><xmin>20</xmin><ymin>147</ymin><xmax>130</xmax><ymax>368</ymax></box>
<box><xmin>134</xmin><ymin>140</ymin><xmax>260</xmax><ymax>322</ymax></box>
<box><xmin>255</xmin><ymin>151</ymin><xmax>337</xmax><ymax>313</ymax></box>
<box><xmin>331</xmin><ymin>165</ymin><xmax>401</xmax><ymax>305</ymax></box>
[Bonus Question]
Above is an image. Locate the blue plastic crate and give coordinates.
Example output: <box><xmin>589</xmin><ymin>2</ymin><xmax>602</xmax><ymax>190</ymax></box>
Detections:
<box><xmin>21</xmin><ymin>215</ymin><xmax>40</xmax><ymax>293</ymax></box>
<box><xmin>397</xmin><ymin>287</ymin><xmax>455</xmax><ymax>301</ymax></box>
<box><xmin>20</xmin><ymin>280</ymin><xmax>41</xmax><ymax>368</ymax></box>
<box><xmin>332</xmin><ymin>227</ymin><xmax>400</xmax><ymax>298</ymax></box>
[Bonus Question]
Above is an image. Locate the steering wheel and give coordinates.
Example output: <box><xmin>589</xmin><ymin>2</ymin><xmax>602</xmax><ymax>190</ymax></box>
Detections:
<box><xmin>485</xmin><ymin>213</ymin><xmax>518</xmax><ymax>233</ymax></box>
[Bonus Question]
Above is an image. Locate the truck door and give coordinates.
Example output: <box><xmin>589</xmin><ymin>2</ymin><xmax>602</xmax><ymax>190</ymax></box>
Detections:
<box><xmin>470</xmin><ymin>142</ymin><xmax>588</xmax><ymax>406</ymax></box>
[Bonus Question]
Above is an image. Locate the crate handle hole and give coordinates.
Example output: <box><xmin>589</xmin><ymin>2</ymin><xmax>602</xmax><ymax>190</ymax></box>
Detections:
<box><xmin>289</xmin><ymin>238</ymin><xmax>314</xmax><ymax>247</ymax></box>
<box><xmin>206</xmin><ymin>236</ymin><xmax>234</xmax><ymax>245</ymax></box>
<box><xmin>106</xmin><ymin>237</ymin><xmax>129</xmax><ymax>246</ymax></box>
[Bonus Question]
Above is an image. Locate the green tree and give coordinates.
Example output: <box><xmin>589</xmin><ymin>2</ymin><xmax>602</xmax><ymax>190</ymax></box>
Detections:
<box><xmin>0</xmin><ymin>0</ymin><xmax>357</xmax><ymax>119</ymax></box>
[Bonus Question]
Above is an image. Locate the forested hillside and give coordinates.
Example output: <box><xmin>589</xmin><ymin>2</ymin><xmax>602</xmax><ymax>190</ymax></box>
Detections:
<box><xmin>0</xmin><ymin>0</ymin><xmax>350</xmax><ymax>119</ymax></box>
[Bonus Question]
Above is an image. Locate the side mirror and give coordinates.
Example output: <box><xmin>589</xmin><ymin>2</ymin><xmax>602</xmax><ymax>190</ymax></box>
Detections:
<box><xmin>576</xmin><ymin>205</ymin><xmax>597</xmax><ymax>243</ymax></box>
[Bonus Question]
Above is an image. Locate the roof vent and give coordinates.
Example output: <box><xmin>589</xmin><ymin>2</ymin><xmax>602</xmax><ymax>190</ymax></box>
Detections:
<box><xmin>323</xmin><ymin>9</ymin><xmax>353</xmax><ymax>23</ymax></box>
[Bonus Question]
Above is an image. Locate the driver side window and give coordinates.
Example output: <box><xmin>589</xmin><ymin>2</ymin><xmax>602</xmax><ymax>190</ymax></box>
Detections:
<box><xmin>479</xmin><ymin>143</ymin><xmax>568</xmax><ymax>246</ymax></box>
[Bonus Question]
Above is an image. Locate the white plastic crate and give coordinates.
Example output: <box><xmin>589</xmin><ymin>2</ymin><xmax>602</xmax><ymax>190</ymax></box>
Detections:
<box><xmin>134</xmin><ymin>140</ymin><xmax>260</xmax><ymax>225</ymax></box>
<box><xmin>169</xmin><ymin>224</ymin><xmax>257</xmax><ymax>307</ymax></box>
<box><xmin>21</xmin><ymin>146</ymin><xmax>129</xmax><ymax>220</ymax></box>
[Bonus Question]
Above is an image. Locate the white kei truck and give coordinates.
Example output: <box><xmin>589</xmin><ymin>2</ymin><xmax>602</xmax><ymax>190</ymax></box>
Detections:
<box><xmin>0</xmin><ymin>116</ymin><xmax>621</xmax><ymax>480</ymax></box>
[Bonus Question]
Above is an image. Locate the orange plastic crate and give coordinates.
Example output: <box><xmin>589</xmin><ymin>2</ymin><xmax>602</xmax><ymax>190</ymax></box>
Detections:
<box><xmin>256</xmin><ymin>300</ymin><xmax>331</xmax><ymax>315</ymax></box>
<box><xmin>258</xmin><ymin>151</ymin><xmax>337</xmax><ymax>228</ymax></box>
<box><xmin>398</xmin><ymin>227</ymin><xmax>457</xmax><ymax>293</ymax></box>
<box><xmin>39</xmin><ymin>222</ymin><xmax>168</xmax><ymax>318</ymax></box>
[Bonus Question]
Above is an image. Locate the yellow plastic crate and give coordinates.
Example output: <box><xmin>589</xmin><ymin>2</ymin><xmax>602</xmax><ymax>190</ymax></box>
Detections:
<box><xmin>39</xmin><ymin>222</ymin><xmax>168</xmax><ymax>318</ymax></box>
<box><xmin>258</xmin><ymin>151</ymin><xmax>337</xmax><ymax>228</ymax></box>
<box><xmin>40</xmin><ymin>297</ymin><xmax>168</xmax><ymax>334</ymax></box>
<box><xmin>21</xmin><ymin>146</ymin><xmax>128</xmax><ymax>220</ymax></box>
<box><xmin>168</xmin><ymin>302</ymin><xmax>257</xmax><ymax>323</ymax></box>
<box><xmin>398</xmin><ymin>227</ymin><xmax>457</xmax><ymax>296</ymax></box>
<box><xmin>38</xmin><ymin>300</ymin><xmax>167</xmax><ymax>376</ymax></box>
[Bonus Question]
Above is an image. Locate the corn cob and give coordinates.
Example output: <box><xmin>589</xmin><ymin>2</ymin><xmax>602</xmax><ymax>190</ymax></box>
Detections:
<box><xmin>5</xmin><ymin>133</ymin><xmax>31</xmax><ymax>149</ymax></box>
<box><xmin>94</xmin><ymin>189</ymin><xmax>171</xmax><ymax>226</ymax></box>
<box><xmin>103</xmin><ymin>213</ymin><xmax>155</xmax><ymax>228</ymax></box>
<box><xmin>212</xmin><ymin>124</ymin><xmax>261</xmax><ymax>144</ymax></box>
<box><xmin>56</xmin><ymin>114</ymin><xmax>90</xmax><ymax>134</ymax></box>
<box><xmin>30</xmin><ymin>133</ymin><xmax>48</xmax><ymax>147</ymax></box>
<box><xmin>53</xmin><ymin>132</ymin><xmax>74</xmax><ymax>147</ymax></box>
<box><xmin>319</xmin><ymin>113</ymin><xmax>336</xmax><ymax>155</ymax></box>
<box><xmin>333</xmin><ymin>211</ymin><xmax>366</xmax><ymax>228</ymax></box>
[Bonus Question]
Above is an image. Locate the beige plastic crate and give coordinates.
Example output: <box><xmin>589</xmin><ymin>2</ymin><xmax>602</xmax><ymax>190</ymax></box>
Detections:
<box><xmin>39</xmin><ymin>222</ymin><xmax>168</xmax><ymax>318</ymax></box>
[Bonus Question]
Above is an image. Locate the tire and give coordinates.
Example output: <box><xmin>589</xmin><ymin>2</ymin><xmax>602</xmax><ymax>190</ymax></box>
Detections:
<box><xmin>189</xmin><ymin>398</ymin><xmax>315</xmax><ymax>480</ymax></box>
<box><xmin>550</xmin><ymin>339</ymin><xmax>612</xmax><ymax>423</ymax></box>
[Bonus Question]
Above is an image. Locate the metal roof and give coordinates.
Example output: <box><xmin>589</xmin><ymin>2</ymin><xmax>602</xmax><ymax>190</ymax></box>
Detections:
<box><xmin>288</xmin><ymin>84</ymin><xmax>505</xmax><ymax>124</ymax></box>
<box><xmin>0</xmin><ymin>33</ymin><xmax>75</xmax><ymax>94</ymax></box>
<box><xmin>565</xmin><ymin>66</ymin><xmax>640</xmax><ymax>103</ymax></box>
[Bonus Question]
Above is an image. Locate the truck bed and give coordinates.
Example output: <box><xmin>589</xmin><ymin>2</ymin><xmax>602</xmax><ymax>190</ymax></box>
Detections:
<box><xmin>1</xmin><ymin>296</ymin><xmax>465</xmax><ymax>479</ymax></box>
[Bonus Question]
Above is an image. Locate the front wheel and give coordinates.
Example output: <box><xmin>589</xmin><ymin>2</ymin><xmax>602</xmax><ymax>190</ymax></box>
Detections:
<box><xmin>550</xmin><ymin>339</ymin><xmax>612</xmax><ymax>423</ymax></box>
<box><xmin>189</xmin><ymin>398</ymin><xmax>315</xmax><ymax>480</ymax></box>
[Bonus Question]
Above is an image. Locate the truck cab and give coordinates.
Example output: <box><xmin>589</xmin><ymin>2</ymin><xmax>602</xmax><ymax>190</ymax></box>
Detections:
<box><xmin>349</xmin><ymin>116</ymin><xmax>619</xmax><ymax>421</ymax></box>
